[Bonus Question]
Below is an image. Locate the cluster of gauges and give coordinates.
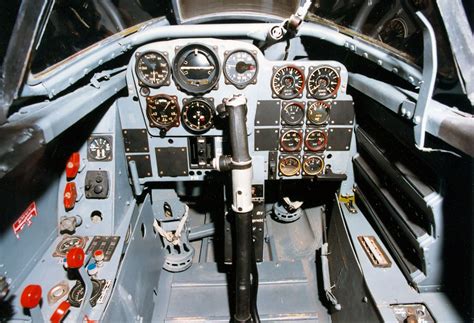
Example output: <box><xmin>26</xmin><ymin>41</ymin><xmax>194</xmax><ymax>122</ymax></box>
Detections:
<box><xmin>135</xmin><ymin>44</ymin><xmax>258</xmax><ymax>93</ymax></box>
<box><xmin>280</xmin><ymin>101</ymin><xmax>331</xmax><ymax>126</ymax></box>
<box><xmin>279</xmin><ymin>155</ymin><xmax>325</xmax><ymax>177</ymax></box>
<box><xmin>145</xmin><ymin>94</ymin><xmax>215</xmax><ymax>134</ymax></box>
<box><xmin>279</xmin><ymin>129</ymin><xmax>327</xmax><ymax>153</ymax></box>
<box><xmin>271</xmin><ymin>65</ymin><xmax>341</xmax><ymax>100</ymax></box>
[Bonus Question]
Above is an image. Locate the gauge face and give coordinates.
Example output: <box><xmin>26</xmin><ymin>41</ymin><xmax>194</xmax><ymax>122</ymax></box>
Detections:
<box><xmin>271</xmin><ymin>65</ymin><xmax>305</xmax><ymax>99</ymax></box>
<box><xmin>182</xmin><ymin>99</ymin><xmax>214</xmax><ymax>133</ymax></box>
<box><xmin>135</xmin><ymin>51</ymin><xmax>170</xmax><ymax>88</ymax></box>
<box><xmin>279</xmin><ymin>156</ymin><xmax>301</xmax><ymax>177</ymax></box>
<box><xmin>88</xmin><ymin>136</ymin><xmax>112</xmax><ymax>161</ymax></box>
<box><xmin>303</xmin><ymin>155</ymin><xmax>324</xmax><ymax>176</ymax></box>
<box><xmin>307</xmin><ymin>66</ymin><xmax>340</xmax><ymax>99</ymax></box>
<box><xmin>379</xmin><ymin>18</ymin><xmax>408</xmax><ymax>45</ymax></box>
<box><xmin>307</xmin><ymin>101</ymin><xmax>330</xmax><ymax>125</ymax></box>
<box><xmin>281</xmin><ymin>102</ymin><xmax>305</xmax><ymax>126</ymax></box>
<box><xmin>224</xmin><ymin>50</ymin><xmax>258</xmax><ymax>89</ymax></box>
<box><xmin>305</xmin><ymin>130</ymin><xmax>327</xmax><ymax>152</ymax></box>
<box><xmin>146</xmin><ymin>94</ymin><xmax>180</xmax><ymax>129</ymax></box>
<box><xmin>173</xmin><ymin>44</ymin><xmax>220</xmax><ymax>94</ymax></box>
<box><xmin>280</xmin><ymin>129</ymin><xmax>303</xmax><ymax>152</ymax></box>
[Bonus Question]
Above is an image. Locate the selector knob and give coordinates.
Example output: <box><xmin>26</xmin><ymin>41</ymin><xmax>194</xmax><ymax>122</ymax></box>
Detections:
<box><xmin>93</xmin><ymin>185</ymin><xmax>103</xmax><ymax>194</ymax></box>
<box><xmin>21</xmin><ymin>285</ymin><xmax>42</xmax><ymax>309</ymax></box>
<box><xmin>66</xmin><ymin>247</ymin><xmax>85</xmax><ymax>269</ymax></box>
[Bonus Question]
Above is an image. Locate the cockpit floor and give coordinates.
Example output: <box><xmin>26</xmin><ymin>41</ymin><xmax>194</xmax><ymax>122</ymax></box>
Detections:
<box><xmin>152</xmin><ymin>206</ymin><xmax>330</xmax><ymax>322</ymax></box>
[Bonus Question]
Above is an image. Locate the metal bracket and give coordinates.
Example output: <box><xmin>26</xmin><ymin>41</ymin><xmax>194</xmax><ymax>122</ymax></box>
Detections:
<box><xmin>338</xmin><ymin>194</ymin><xmax>357</xmax><ymax>214</ymax></box>
<box><xmin>412</xmin><ymin>12</ymin><xmax>437</xmax><ymax>150</ymax></box>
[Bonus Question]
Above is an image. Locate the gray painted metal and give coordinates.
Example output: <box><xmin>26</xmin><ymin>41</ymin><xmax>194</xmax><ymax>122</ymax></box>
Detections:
<box><xmin>22</xmin><ymin>20</ymin><xmax>423</xmax><ymax>99</ymax></box>
<box><xmin>436</xmin><ymin>0</ymin><xmax>474</xmax><ymax>104</ymax></box>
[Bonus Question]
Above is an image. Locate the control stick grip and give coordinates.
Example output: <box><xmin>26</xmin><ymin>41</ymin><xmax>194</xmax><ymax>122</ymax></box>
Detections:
<box><xmin>223</xmin><ymin>95</ymin><xmax>251</xmax><ymax>164</ymax></box>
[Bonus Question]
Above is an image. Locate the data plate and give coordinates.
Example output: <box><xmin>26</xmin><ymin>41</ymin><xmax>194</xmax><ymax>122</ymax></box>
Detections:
<box><xmin>86</xmin><ymin>236</ymin><xmax>120</xmax><ymax>261</ymax></box>
<box><xmin>122</xmin><ymin>129</ymin><xmax>150</xmax><ymax>153</ymax></box>
<box><xmin>357</xmin><ymin>235</ymin><xmax>391</xmax><ymax>268</ymax></box>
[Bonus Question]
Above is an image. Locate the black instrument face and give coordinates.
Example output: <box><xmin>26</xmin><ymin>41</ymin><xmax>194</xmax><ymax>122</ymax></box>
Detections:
<box><xmin>303</xmin><ymin>155</ymin><xmax>324</xmax><ymax>176</ymax></box>
<box><xmin>135</xmin><ymin>51</ymin><xmax>170</xmax><ymax>88</ymax></box>
<box><xmin>271</xmin><ymin>65</ymin><xmax>305</xmax><ymax>99</ymax></box>
<box><xmin>224</xmin><ymin>50</ymin><xmax>258</xmax><ymax>89</ymax></box>
<box><xmin>281</xmin><ymin>102</ymin><xmax>305</xmax><ymax>126</ymax></box>
<box><xmin>305</xmin><ymin>129</ymin><xmax>327</xmax><ymax>152</ymax></box>
<box><xmin>88</xmin><ymin>136</ymin><xmax>112</xmax><ymax>161</ymax></box>
<box><xmin>279</xmin><ymin>156</ymin><xmax>301</xmax><ymax>177</ymax></box>
<box><xmin>307</xmin><ymin>66</ymin><xmax>340</xmax><ymax>99</ymax></box>
<box><xmin>307</xmin><ymin>101</ymin><xmax>330</xmax><ymax>125</ymax></box>
<box><xmin>182</xmin><ymin>99</ymin><xmax>214</xmax><ymax>133</ymax></box>
<box><xmin>146</xmin><ymin>94</ymin><xmax>180</xmax><ymax>130</ymax></box>
<box><xmin>173</xmin><ymin>44</ymin><xmax>220</xmax><ymax>94</ymax></box>
<box><xmin>280</xmin><ymin>129</ymin><xmax>303</xmax><ymax>152</ymax></box>
<box><xmin>69</xmin><ymin>279</ymin><xmax>104</xmax><ymax>307</ymax></box>
<box><xmin>379</xmin><ymin>18</ymin><xmax>408</xmax><ymax>45</ymax></box>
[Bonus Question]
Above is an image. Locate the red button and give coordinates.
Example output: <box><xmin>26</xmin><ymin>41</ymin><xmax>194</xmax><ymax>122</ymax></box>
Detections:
<box><xmin>63</xmin><ymin>182</ymin><xmax>77</xmax><ymax>211</ymax></box>
<box><xmin>65</xmin><ymin>152</ymin><xmax>80</xmax><ymax>180</ymax></box>
<box><xmin>50</xmin><ymin>300</ymin><xmax>71</xmax><ymax>323</ymax></box>
<box><xmin>20</xmin><ymin>284</ymin><xmax>42</xmax><ymax>309</ymax></box>
<box><xmin>67</xmin><ymin>247</ymin><xmax>85</xmax><ymax>269</ymax></box>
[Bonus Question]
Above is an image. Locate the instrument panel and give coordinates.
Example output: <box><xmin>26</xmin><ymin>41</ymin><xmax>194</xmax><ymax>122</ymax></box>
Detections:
<box><xmin>121</xmin><ymin>38</ymin><xmax>354</xmax><ymax>183</ymax></box>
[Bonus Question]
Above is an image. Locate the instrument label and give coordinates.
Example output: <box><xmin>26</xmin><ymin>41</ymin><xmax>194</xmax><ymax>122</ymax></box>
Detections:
<box><xmin>12</xmin><ymin>202</ymin><xmax>38</xmax><ymax>239</ymax></box>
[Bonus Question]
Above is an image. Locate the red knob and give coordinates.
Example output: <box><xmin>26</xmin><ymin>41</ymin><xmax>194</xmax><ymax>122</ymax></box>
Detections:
<box><xmin>20</xmin><ymin>284</ymin><xmax>42</xmax><ymax>309</ymax></box>
<box><xmin>50</xmin><ymin>300</ymin><xmax>71</xmax><ymax>323</ymax></box>
<box><xmin>67</xmin><ymin>247</ymin><xmax>85</xmax><ymax>269</ymax></box>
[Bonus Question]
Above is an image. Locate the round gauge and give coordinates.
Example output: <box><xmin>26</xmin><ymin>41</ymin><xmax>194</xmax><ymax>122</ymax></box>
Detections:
<box><xmin>280</xmin><ymin>129</ymin><xmax>303</xmax><ymax>152</ymax></box>
<box><xmin>303</xmin><ymin>155</ymin><xmax>325</xmax><ymax>176</ymax></box>
<box><xmin>182</xmin><ymin>99</ymin><xmax>214</xmax><ymax>133</ymax></box>
<box><xmin>271</xmin><ymin>65</ymin><xmax>305</xmax><ymax>99</ymax></box>
<box><xmin>69</xmin><ymin>279</ymin><xmax>103</xmax><ymax>307</ymax></box>
<box><xmin>135</xmin><ymin>51</ymin><xmax>170</xmax><ymax>88</ymax></box>
<box><xmin>307</xmin><ymin>101</ymin><xmax>331</xmax><ymax>125</ymax></box>
<box><xmin>305</xmin><ymin>130</ymin><xmax>327</xmax><ymax>152</ymax></box>
<box><xmin>307</xmin><ymin>66</ymin><xmax>340</xmax><ymax>100</ymax></box>
<box><xmin>88</xmin><ymin>136</ymin><xmax>112</xmax><ymax>161</ymax></box>
<box><xmin>173</xmin><ymin>44</ymin><xmax>220</xmax><ymax>94</ymax></box>
<box><xmin>281</xmin><ymin>102</ymin><xmax>305</xmax><ymax>126</ymax></box>
<box><xmin>279</xmin><ymin>156</ymin><xmax>301</xmax><ymax>177</ymax></box>
<box><xmin>146</xmin><ymin>94</ymin><xmax>180</xmax><ymax>130</ymax></box>
<box><xmin>224</xmin><ymin>50</ymin><xmax>258</xmax><ymax>89</ymax></box>
<box><xmin>379</xmin><ymin>18</ymin><xmax>409</xmax><ymax>45</ymax></box>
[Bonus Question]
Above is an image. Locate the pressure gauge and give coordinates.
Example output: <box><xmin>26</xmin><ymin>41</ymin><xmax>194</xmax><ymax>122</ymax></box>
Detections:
<box><xmin>280</xmin><ymin>129</ymin><xmax>303</xmax><ymax>152</ymax></box>
<box><xmin>302</xmin><ymin>155</ymin><xmax>324</xmax><ymax>176</ymax></box>
<box><xmin>304</xmin><ymin>130</ymin><xmax>327</xmax><ymax>152</ymax></box>
<box><xmin>307</xmin><ymin>101</ymin><xmax>330</xmax><ymax>125</ymax></box>
<box><xmin>281</xmin><ymin>102</ymin><xmax>305</xmax><ymax>126</ymax></box>
<box><xmin>279</xmin><ymin>156</ymin><xmax>301</xmax><ymax>177</ymax></box>
<box><xmin>224</xmin><ymin>50</ymin><xmax>258</xmax><ymax>89</ymax></box>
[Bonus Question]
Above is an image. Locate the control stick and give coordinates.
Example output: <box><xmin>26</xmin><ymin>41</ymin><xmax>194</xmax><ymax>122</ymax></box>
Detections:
<box><xmin>21</xmin><ymin>284</ymin><xmax>44</xmax><ymax>322</ymax></box>
<box><xmin>214</xmin><ymin>95</ymin><xmax>257</xmax><ymax>322</ymax></box>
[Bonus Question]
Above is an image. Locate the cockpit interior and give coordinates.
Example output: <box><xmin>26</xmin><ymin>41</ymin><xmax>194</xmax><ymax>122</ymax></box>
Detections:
<box><xmin>0</xmin><ymin>0</ymin><xmax>473</xmax><ymax>322</ymax></box>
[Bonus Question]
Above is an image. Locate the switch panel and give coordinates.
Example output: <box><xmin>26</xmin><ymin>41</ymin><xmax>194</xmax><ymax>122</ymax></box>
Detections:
<box><xmin>85</xmin><ymin>171</ymin><xmax>109</xmax><ymax>199</ymax></box>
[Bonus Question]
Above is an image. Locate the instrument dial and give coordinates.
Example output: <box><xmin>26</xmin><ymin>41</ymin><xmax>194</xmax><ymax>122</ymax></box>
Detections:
<box><xmin>135</xmin><ymin>51</ymin><xmax>170</xmax><ymax>88</ymax></box>
<box><xmin>307</xmin><ymin>101</ymin><xmax>330</xmax><ymax>125</ymax></box>
<box><xmin>182</xmin><ymin>99</ymin><xmax>214</xmax><ymax>133</ymax></box>
<box><xmin>379</xmin><ymin>18</ymin><xmax>409</xmax><ymax>45</ymax></box>
<box><xmin>302</xmin><ymin>155</ymin><xmax>324</xmax><ymax>176</ymax></box>
<box><xmin>271</xmin><ymin>65</ymin><xmax>305</xmax><ymax>99</ymax></box>
<box><xmin>305</xmin><ymin>130</ymin><xmax>327</xmax><ymax>152</ymax></box>
<box><xmin>146</xmin><ymin>94</ymin><xmax>180</xmax><ymax>130</ymax></box>
<box><xmin>307</xmin><ymin>66</ymin><xmax>340</xmax><ymax>99</ymax></box>
<box><xmin>88</xmin><ymin>136</ymin><xmax>112</xmax><ymax>161</ymax></box>
<box><xmin>224</xmin><ymin>50</ymin><xmax>258</xmax><ymax>89</ymax></box>
<box><xmin>281</xmin><ymin>102</ymin><xmax>305</xmax><ymax>126</ymax></box>
<box><xmin>173</xmin><ymin>44</ymin><xmax>220</xmax><ymax>94</ymax></box>
<box><xmin>279</xmin><ymin>156</ymin><xmax>301</xmax><ymax>177</ymax></box>
<box><xmin>280</xmin><ymin>129</ymin><xmax>303</xmax><ymax>152</ymax></box>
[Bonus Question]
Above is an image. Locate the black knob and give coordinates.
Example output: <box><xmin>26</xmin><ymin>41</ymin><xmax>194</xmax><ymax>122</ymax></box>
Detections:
<box><xmin>94</xmin><ymin>185</ymin><xmax>103</xmax><ymax>194</ymax></box>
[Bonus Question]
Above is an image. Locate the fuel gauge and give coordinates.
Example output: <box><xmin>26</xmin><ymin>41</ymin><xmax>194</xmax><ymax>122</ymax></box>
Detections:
<box><xmin>279</xmin><ymin>156</ymin><xmax>301</xmax><ymax>177</ymax></box>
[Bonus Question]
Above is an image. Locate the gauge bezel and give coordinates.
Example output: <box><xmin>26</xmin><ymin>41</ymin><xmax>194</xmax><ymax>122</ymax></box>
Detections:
<box><xmin>280</xmin><ymin>129</ymin><xmax>303</xmax><ymax>152</ymax></box>
<box><xmin>181</xmin><ymin>98</ymin><xmax>215</xmax><ymax>134</ymax></box>
<box><xmin>223</xmin><ymin>49</ymin><xmax>258</xmax><ymax>89</ymax></box>
<box><xmin>145</xmin><ymin>94</ymin><xmax>180</xmax><ymax>130</ymax></box>
<box><xmin>304</xmin><ymin>129</ymin><xmax>327</xmax><ymax>152</ymax></box>
<box><xmin>281</xmin><ymin>101</ymin><xmax>305</xmax><ymax>126</ymax></box>
<box><xmin>135</xmin><ymin>51</ymin><xmax>171</xmax><ymax>88</ymax></box>
<box><xmin>306</xmin><ymin>101</ymin><xmax>331</xmax><ymax>125</ymax></box>
<box><xmin>302</xmin><ymin>155</ymin><xmax>325</xmax><ymax>176</ymax></box>
<box><xmin>271</xmin><ymin>65</ymin><xmax>305</xmax><ymax>100</ymax></box>
<box><xmin>172</xmin><ymin>43</ymin><xmax>220</xmax><ymax>95</ymax></box>
<box><xmin>307</xmin><ymin>65</ymin><xmax>341</xmax><ymax>100</ymax></box>
<box><xmin>87</xmin><ymin>135</ymin><xmax>113</xmax><ymax>161</ymax></box>
<box><xmin>279</xmin><ymin>155</ymin><xmax>301</xmax><ymax>177</ymax></box>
